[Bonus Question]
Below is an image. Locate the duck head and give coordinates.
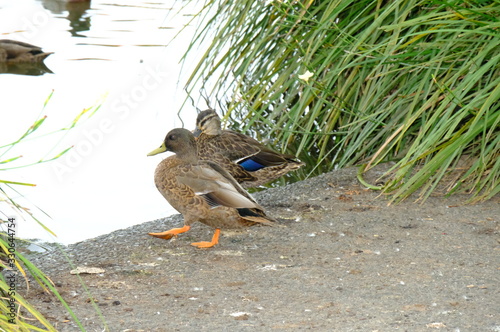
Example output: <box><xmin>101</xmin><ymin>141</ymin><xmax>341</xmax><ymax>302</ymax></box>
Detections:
<box><xmin>194</xmin><ymin>109</ymin><xmax>222</xmax><ymax>137</ymax></box>
<box><xmin>148</xmin><ymin>128</ymin><xmax>198</xmax><ymax>160</ymax></box>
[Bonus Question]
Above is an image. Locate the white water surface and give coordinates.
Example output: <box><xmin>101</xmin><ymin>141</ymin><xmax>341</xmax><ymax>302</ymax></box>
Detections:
<box><xmin>0</xmin><ymin>0</ymin><xmax>209</xmax><ymax>244</ymax></box>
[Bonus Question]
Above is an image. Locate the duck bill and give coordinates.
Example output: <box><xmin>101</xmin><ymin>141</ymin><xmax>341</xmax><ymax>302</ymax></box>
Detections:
<box><xmin>147</xmin><ymin>142</ymin><xmax>167</xmax><ymax>156</ymax></box>
<box><xmin>192</xmin><ymin>128</ymin><xmax>202</xmax><ymax>138</ymax></box>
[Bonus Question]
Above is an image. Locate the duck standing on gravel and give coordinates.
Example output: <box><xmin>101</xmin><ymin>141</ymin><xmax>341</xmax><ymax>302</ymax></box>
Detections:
<box><xmin>147</xmin><ymin>128</ymin><xmax>275</xmax><ymax>248</ymax></box>
<box><xmin>194</xmin><ymin>109</ymin><xmax>304</xmax><ymax>188</ymax></box>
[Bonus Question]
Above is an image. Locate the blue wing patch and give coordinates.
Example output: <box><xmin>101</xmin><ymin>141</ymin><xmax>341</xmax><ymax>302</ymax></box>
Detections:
<box><xmin>238</xmin><ymin>158</ymin><xmax>265</xmax><ymax>171</ymax></box>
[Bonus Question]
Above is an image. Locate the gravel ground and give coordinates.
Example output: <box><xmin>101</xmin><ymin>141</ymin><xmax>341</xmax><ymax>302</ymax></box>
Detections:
<box><xmin>23</xmin><ymin>164</ymin><xmax>499</xmax><ymax>331</ymax></box>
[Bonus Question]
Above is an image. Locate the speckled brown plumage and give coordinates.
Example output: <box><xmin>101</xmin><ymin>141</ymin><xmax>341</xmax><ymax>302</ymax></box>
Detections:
<box><xmin>0</xmin><ymin>40</ymin><xmax>53</xmax><ymax>63</ymax></box>
<box><xmin>194</xmin><ymin>109</ymin><xmax>305</xmax><ymax>188</ymax></box>
<box><xmin>147</xmin><ymin>128</ymin><xmax>275</xmax><ymax>248</ymax></box>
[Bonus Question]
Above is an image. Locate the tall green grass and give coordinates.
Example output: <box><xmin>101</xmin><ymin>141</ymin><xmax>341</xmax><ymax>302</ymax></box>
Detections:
<box><xmin>180</xmin><ymin>0</ymin><xmax>499</xmax><ymax>202</ymax></box>
<box><xmin>0</xmin><ymin>93</ymin><xmax>103</xmax><ymax>331</ymax></box>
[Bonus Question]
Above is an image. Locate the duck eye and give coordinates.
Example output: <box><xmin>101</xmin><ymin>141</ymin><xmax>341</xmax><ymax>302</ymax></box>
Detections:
<box><xmin>169</xmin><ymin>134</ymin><xmax>176</xmax><ymax>140</ymax></box>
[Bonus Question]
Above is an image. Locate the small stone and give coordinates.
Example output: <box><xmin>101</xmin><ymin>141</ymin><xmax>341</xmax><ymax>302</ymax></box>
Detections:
<box><xmin>426</xmin><ymin>322</ymin><xmax>446</xmax><ymax>328</ymax></box>
<box><xmin>230</xmin><ymin>312</ymin><xmax>250</xmax><ymax>320</ymax></box>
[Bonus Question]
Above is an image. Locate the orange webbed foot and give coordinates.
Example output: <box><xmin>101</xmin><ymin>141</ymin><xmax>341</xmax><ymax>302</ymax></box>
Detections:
<box><xmin>148</xmin><ymin>225</ymin><xmax>191</xmax><ymax>240</ymax></box>
<box><xmin>191</xmin><ymin>229</ymin><xmax>220</xmax><ymax>249</ymax></box>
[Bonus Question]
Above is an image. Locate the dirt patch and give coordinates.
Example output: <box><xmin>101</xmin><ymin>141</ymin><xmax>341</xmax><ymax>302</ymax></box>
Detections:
<box><xmin>24</xmin><ymin>164</ymin><xmax>499</xmax><ymax>331</ymax></box>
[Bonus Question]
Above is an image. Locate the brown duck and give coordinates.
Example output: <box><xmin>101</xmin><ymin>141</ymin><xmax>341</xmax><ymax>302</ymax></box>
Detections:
<box><xmin>0</xmin><ymin>40</ymin><xmax>53</xmax><ymax>63</ymax></box>
<box><xmin>194</xmin><ymin>109</ymin><xmax>305</xmax><ymax>188</ymax></box>
<box><xmin>147</xmin><ymin>128</ymin><xmax>275</xmax><ymax>248</ymax></box>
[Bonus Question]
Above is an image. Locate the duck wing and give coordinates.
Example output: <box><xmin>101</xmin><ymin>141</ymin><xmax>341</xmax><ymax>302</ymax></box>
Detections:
<box><xmin>221</xmin><ymin>130</ymin><xmax>299</xmax><ymax>170</ymax></box>
<box><xmin>176</xmin><ymin>162</ymin><xmax>262</xmax><ymax>210</ymax></box>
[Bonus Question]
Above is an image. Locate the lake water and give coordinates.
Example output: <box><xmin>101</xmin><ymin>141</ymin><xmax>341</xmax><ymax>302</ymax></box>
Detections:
<box><xmin>0</xmin><ymin>0</ymin><xmax>209</xmax><ymax>244</ymax></box>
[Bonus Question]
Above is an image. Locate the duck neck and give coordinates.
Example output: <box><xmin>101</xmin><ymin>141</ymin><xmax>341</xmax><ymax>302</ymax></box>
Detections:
<box><xmin>177</xmin><ymin>146</ymin><xmax>199</xmax><ymax>164</ymax></box>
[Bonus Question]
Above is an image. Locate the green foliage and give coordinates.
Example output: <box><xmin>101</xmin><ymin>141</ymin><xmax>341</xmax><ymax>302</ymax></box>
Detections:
<box><xmin>0</xmin><ymin>235</ymin><xmax>77</xmax><ymax>331</ymax></box>
<box><xmin>1</xmin><ymin>92</ymin><xmax>100</xmax><ymax>233</ymax></box>
<box><xmin>181</xmin><ymin>0</ymin><xmax>499</xmax><ymax>202</ymax></box>
<box><xmin>0</xmin><ymin>93</ymin><xmax>103</xmax><ymax>330</ymax></box>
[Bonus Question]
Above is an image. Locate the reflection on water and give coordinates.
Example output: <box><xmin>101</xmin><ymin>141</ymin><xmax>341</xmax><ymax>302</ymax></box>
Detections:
<box><xmin>40</xmin><ymin>0</ymin><xmax>91</xmax><ymax>37</ymax></box>
<box><xmin>0</xmin><ymin>61</ymin><xmax>53</xmax><ymax>75</ymax></box>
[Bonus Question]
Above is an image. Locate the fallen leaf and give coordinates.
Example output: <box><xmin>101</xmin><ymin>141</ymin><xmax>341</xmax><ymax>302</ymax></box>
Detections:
<box><xmin>70</xmin><ymin>266</ymin><xmax>105</xmax><ymax>275</ymax></box>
